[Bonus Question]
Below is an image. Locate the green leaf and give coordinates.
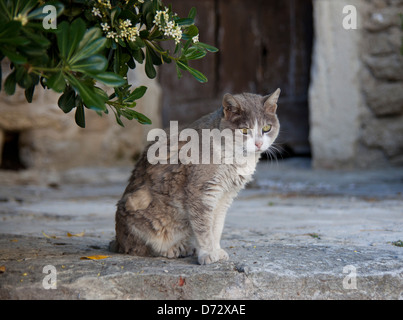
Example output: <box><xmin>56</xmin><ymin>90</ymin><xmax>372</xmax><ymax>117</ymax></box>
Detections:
<box><xmin>127</xmin><ymin>56</ymin><xmax>136</xmax><ymax>69</ymax></box>
<box><xmin>175</xmin><ymin>63</ymin><xmax>182</xmax><ymax>80</ymax></box>
<box><xmin>93</xmin><ymin>86</ymin><xmax>109</xmax><ymax>101</ymax></box>
<box><xmin>75</xmin><ymin>103</ymin><xmax>85</xmax><ymax>128</ymax></box>
<box><xmin>1</xmin><ymin>48</ymin><xmax>27</xmax><ymax>64</ymax></box>
<box><xmin>145</xmin><ymin>47</ymin><xmax>157</xmax><ymax>79</ymax></box>
<box><xmin>47</xmin><ymin>71</ymin><xmax>66</xmax><ymax>93</ymax></box>
<box><xmin>185</xmin><ymin>47</ymin><xmax>206</xmax><ymax>60</ymax></box>
<box><xmin>16</xmin><ymin>66</ymin><xmax>26</xmax><ymax>82</ymax></box>
<box><xmin>186</xmin><ymin>25</ymin><xmax>199</xmax><ymax>38</ymax></box>
<box><xmin>195</xmin><ymin>42</ymin><xmax>219</xmax><ymax>53</ymax></box>
<box><xmin>69</xmin><ymin>37</ymin><xmax>107</xmax><ymax>64</ymax></box>
<box><xmin>70</xmin><ymin>55</ymin><xmax>107</xmax><ymax>73</ymax></box>
<box><xmin>126</xmin><ymin>86</ymin><xmax>147</xmax><ymax>102</ymax></box>
<box><xmin>177</xmin><ymin>61</ymin><xmax>208</xmax><ymax>83</ymax></box>
<box><xmin>67</xmin><ymin>19</ymin><xmax>86</xmax><ymax>60</ymax></box>
<box><xmin>4</xmin><ymin>71</ymin><xmax>17</xmax><ymax>95</ymax></box>
<box><xmin>175</xmin><ymin>18</ymin><xmax>194</xmax><ymax>27</ymax></box>
<box><xmin>176</xmin><ymin>60</ymin><xmax>188</xmax><ymax>71</ymax></box>
<box><xmin>67</xmin><ymin>75</ymin><xmax>107</xmax><ymax>111</ymax></box>
<box><xmin>19</xmin><ymin>72</ymin><xmax>34</xmax><ymax>89</ymax></box>
<box><xmin>111</xmin><ymin>7</ymin><xmax>122</xmax><ymax>27</ymax></box>
<box><xmin>58</xmin><ymin>87</ymin><xmax>76</xmax><ymax>113</ymax></box>
<box><xmin>0</xmin><ymin>21</ymin><xmax>22</xmax><ymax>39</ymax></box>
<box><xmin>188</xmin><ymin>7</ymin><xmax>197</xmax><ymax>19</ymax></box>
<box><xmin>91</xmin><ymin>72</ymin><xmax>126</xmax><ymax>87</ymax></box>
<box><xmin>114</xmin><ymin>112</ymin><xmax>125</xmax><ymax>127</ymax></box>
<box><xmin>19</xmin><ymin>0</ymin><xmax>41</xmax><ymax>16</ymax></box>
<box><xmin>77</xmin><ymin>28</ymin><xmax>102</xmax><ymax>51</ymax></box>
<box><xmin>187</xmin><ymin>67</ymin><xmax>208</xmax><ymax>83</ymax></box>
<box><xmin>21</xmin><ymin>29</ymin><xmax>50</xmax><ymax>48</ymax></box>
<box><xmin>146</xmin><ymin>43</ymin><xmax>164</xmax><ymax>66</ymax></box>
<box><xmin>57</xmin><ymin>21</ymin><xmax>70</xmax><ymax>58</ymax></box>
<box><xmin>121</xmin><ymin>109</ymin><xmax>152</xmax><ymax>125</ymax></box>
<box><xmin>132</xmin><ymin>110</ymin><xmax>152</xmax><ymax>125</ymax></box>
<box><xmin>24</xmin><ymin>86</ymin><xmax>35</xmax><ymax>103</ymax></box>
<box><xmin>0</xmin><ymin>36</ymin><xmax>30</xmax><ymax>46</ymax></box>
<box><xmin>145</xmin><ymin>12</ymin><xmax>155</xmax><ymax>30</ymax></box>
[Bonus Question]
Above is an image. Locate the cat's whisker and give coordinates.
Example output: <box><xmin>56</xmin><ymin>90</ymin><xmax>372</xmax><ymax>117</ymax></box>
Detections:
<box><xmin>266</xmin><ymin>146</ymin><xmax>279</xmax><ymax>166</ymax></box>
<box><xmin>271</xmin><ymin>145</ymin><xmax>284</xmax><ymax>159</ymax></box>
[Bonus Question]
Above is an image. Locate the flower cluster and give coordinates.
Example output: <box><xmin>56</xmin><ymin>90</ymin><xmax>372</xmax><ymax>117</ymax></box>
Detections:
<box><xmin>103</xmin><ymin>19</ymin><xmax>139</xmax><ymax>43</ymax></box>
<box><xmin>153</xmin><ymin>9</ymin><xmax>182</xmax><ymax>44</ymax></box>
<box><xmin>118</xmin><ymin>19</ymin><xmax>140</xmax><ymax>42</ymax></box>
<box><xmin>91</xmin><ymin>0</ymin><xmax>112</xmax><ymax>18</ymax></box>
<box><xmin>192</xmin><ymin>35</ymin><xmax>199</xmax><ymax>43</ymax></box>
<box><xmin>14</xmin><ymin>13</ymin><xmax>28</xmax><ymax>26</ymax></box>
<box><xmin>92</xmin><ymin>0</ymin><xmax>140</xmax><ymax>43</ymax></box>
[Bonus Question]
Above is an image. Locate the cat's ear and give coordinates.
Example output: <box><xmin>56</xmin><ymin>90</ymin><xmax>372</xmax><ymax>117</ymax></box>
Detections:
<box><xmin>264</xmin><ymin>88</ymin><xmax>281</xmax><ymax>113</ymax></box>
<box><xmin>222</xmin><ymin>93</ymin><xmax>242</xmax><ymax>120</ymax></box>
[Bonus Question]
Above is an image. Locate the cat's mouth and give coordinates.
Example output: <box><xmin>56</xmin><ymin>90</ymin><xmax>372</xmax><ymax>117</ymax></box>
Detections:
<box><xmin>255</xmin><ymin>146</ymin><xmax>266</xmax><ymax>153</ymax></box>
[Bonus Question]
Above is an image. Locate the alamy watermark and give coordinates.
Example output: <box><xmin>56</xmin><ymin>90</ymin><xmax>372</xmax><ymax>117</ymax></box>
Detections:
<box><xmin>146</xmin><ymin>121</ymin><xmax>263</xmax><ymax>176</ymax></box>
<box><xmin>42</xmin><ymin>265</ymin><xmax>57</xmax><ymax>289</ymax></box>
<box><xmin>343</xmin><ymin>5</ymin><xmax>358</xmax><ymax>30</ymax></box>
<box><xmin>42</xmin><ymin>5</ymin><xmax>57</xmax><ymax>30</ymax></box>
<box><xmin>343</xmin><ymin>265</ymin><xmax>357</xmax><ymax>290</ymax></box>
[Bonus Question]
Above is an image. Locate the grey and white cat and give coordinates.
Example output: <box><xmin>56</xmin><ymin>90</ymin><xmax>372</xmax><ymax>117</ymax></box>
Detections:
<box><xmin>111</xmin><ymin>89</ymin><xmax>281</xmax><ymax>265</ymax></box>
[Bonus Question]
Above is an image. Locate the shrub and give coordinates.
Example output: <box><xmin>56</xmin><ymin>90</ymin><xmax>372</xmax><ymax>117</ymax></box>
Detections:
<box><xmin>0</xmin><ymin>0</ymin><xmax>217</xmax><ymax>127</ymax></box>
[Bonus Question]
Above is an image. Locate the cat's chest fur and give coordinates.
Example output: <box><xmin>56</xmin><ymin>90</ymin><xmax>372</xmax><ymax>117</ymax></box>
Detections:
<box><xmin>208</xmin><ymin>156</ymin><xmax>258</xmax><ymax>194</ymax></box>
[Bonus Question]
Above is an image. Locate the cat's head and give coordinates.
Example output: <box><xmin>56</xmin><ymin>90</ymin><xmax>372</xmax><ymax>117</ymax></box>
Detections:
<box><xmin>220</xmin><ymin>89</ymin><xmax>281</xmax><ymax>154</ymax></box>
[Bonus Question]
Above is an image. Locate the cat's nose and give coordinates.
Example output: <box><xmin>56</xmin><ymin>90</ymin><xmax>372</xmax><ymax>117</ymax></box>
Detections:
<box><xmin>255</xmin><ymin>141</ymin><xmax>263</xmax><ymax>149</ymax></box>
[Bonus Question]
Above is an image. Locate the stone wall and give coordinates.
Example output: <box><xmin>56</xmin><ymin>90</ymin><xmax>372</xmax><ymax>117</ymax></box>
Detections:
<box><xmin>0</xmin><ymin>61</ymin><xmax>162</xmax><ymax>171</ymax></box>
<box><xmin>309</xmin><ymin>0</ymin><xmax>403</xmax><ymax>169</ymax></box>
<box><xmin>309</xmin><ymin>0</ymin><xmax>363</xmax><ymax>169</ymax></box>
<box><xmin>359</xmin><ymin>0</ymin><xmax>403</xmax><ymax>166</ymax></box>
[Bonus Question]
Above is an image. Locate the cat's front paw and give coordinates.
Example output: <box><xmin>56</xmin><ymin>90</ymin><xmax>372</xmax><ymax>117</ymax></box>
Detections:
<box><xmin>217</xmin><ymin>248</ymin><xmax>229</xmax><ymax>261</ymax></box>
<box><xmin>198</xmin><ymin>249</ymin><xmax>229</xmax><ymax>265</ymax></box>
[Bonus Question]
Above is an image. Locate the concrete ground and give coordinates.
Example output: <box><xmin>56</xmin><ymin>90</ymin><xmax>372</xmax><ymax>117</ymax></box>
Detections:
<box><xmin>0</xmin><ymin>158</ymin><xmax>402</xmax><ymax>299</ymax></box>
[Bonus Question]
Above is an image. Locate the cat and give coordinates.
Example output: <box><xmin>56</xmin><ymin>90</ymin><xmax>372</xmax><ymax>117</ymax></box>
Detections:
<box><xmin>111</xmin><ymin>89</ymin><xmax>281</xmax><ymax>265</ymax></box>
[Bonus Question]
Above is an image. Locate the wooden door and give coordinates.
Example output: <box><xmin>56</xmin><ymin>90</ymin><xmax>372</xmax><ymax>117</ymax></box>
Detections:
<box><xmin>159</xmin><ymin>0</ymin><xmax>313</xmax><ymax>156</ymax></box>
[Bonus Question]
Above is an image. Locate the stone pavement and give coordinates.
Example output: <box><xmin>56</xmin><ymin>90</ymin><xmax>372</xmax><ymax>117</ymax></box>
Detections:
<box><xmin>0</xmin><ymin>158</ymin><xmax>402</xmax><ymax>299</ymax></box>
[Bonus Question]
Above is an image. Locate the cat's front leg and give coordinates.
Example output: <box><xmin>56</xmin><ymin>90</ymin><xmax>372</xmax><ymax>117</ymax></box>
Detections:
<box><xmin>211</xmin><ymin>192</ymin><xmax>236</xmax><ymax>258</ymax></box>
<box><xmin>187</xmin><ymin>191</ymin><xmax>229</xmax><ymax>265</ymax></box>
<box><xmin>193</xmin><ymin>226</ymin><xmax>223</xmax><ymax>265</ymax></box>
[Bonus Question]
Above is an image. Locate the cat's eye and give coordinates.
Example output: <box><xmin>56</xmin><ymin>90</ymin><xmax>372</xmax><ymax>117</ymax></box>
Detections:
<box><xmin>240</xmin><ymin>128</ymin><xmax>249</xmax><ymax>135</ymax></box>
<box><xmin>262</xmin><ymin>125</ymin><xmax>272</xmax><ymax>133</ymax></box>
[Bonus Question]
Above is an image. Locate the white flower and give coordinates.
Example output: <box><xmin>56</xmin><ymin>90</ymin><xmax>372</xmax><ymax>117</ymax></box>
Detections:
<box><xmin>172</xmin><ymin>26</ymin><xmax>182</xmax><ymax>44</ymax></box>
<box><xmin>154</xmin><ymin>9</ymin><xmax>182</xmax><ymax>44</ymax></box>
<box><xmin>14</xmin><ymin>13</ymin><xmax>28</xmax><ymax>26</ymax></box>
<box><xmin>100</xmin><ymin>22</ymin><xmax>110</xmax><ymax>31</ymax></box>
<box><xmin>122</xmin><ymin>19</ymin><xmax>132</xmax><ymax>27</ymax></box>
<box><xmin>138</xmin><ymin>0</ymin><xmax>144</xmax><ymax>3</ymax></box>
<box><xmin>192</xmin><ymin>35</ymin><xmax>199</xmax><ymax>43</ymax></box>
<box><xmin>127</xmin><ymin>27</ymin><xmax>139</xmax><ymax>41</ymax></box>
<box><xmin>106</xmin><ymin>31</ymin><xmax>118</xmax><ymax>41</ymax></box>
<box><xmin>92</xmin><ymin>7</ymin><xmax>102</xmax><ymax>18</ymax></box>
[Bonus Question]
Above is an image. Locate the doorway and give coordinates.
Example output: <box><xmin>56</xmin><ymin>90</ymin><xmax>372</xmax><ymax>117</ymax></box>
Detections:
<box><xmin>159</xmin><ymin>0</ymin><xmax>313</xmax><ymax>157</ymax></box>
